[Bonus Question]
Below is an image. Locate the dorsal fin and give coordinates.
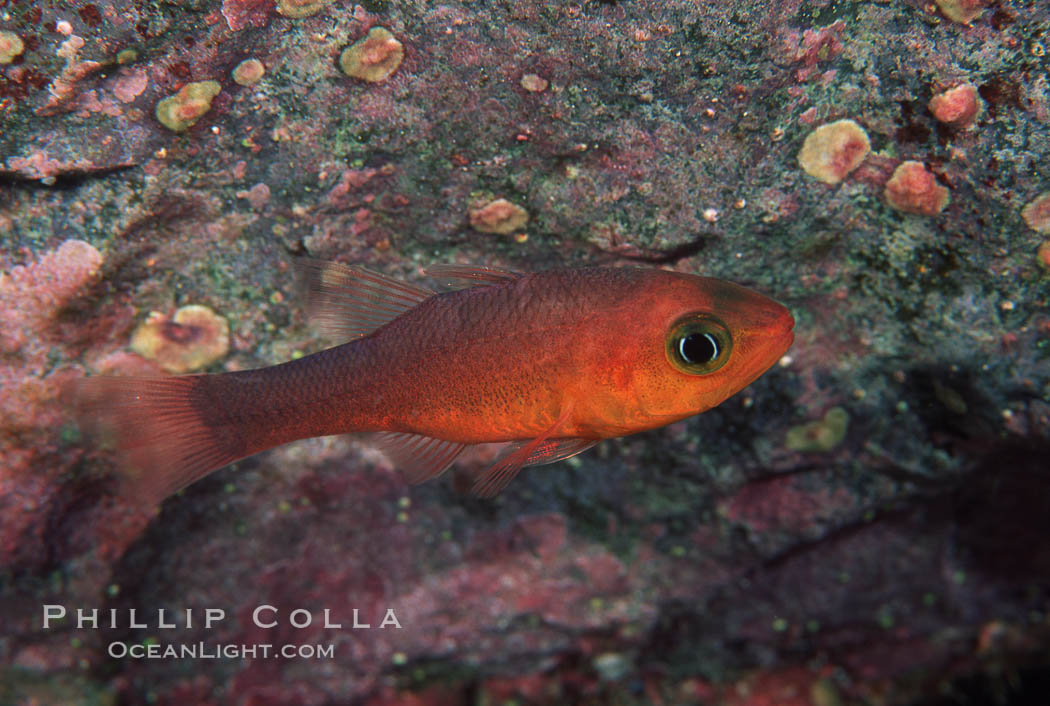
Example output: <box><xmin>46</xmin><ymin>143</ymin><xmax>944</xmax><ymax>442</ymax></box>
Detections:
<box><xmin>296</xmin><ymin>260</ymin><xmax>433</xmax><ymax>340</ymax></box>
<box><xmin>424</xmin><ymin>264</ymin><xmax>522</xmax><ymax>291</ymax></box>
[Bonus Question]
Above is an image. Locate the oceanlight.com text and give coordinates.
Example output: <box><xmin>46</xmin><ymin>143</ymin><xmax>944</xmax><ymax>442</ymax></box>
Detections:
<box><xmin>108</xmin><ymin>641</ymin><xmax>335</xmax><ymax>660</ymax></box>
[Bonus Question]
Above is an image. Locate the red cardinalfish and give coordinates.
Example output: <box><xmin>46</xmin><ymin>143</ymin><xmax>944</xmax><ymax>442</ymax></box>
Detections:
<box><xmin>75</xmin><ymin>263</ymin><xmax>794</xmax><ymax>502</ymax></box>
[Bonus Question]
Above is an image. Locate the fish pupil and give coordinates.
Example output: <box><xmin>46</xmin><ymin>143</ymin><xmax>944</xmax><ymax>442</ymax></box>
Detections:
<box><xmin>680</xmin><ymin>332</ymin><xmax>718</xmax><ymax>364</ymax></box>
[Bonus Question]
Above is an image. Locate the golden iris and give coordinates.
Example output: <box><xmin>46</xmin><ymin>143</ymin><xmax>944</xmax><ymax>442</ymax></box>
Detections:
<box><xmin>665</xmin><ymin>315</ymin><xmax>732</xmax><ymax>374</ymax></box>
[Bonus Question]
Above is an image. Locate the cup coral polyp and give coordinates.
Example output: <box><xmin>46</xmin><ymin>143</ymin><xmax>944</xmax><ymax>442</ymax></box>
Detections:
<box><xmin>928</xmin><ymin>84</ymin><xmax>981</xmax><ymax>128</ymax></box>
<box><xmin>340</xmin><ymin>27</ymin><xmax>404</xmax><ymax>83</ymax></box>
<box><xmin>469</xmin><ymin>198</ymin><xmax>529</xmax><ymax>235</ymax></box>
<box><xmin>155</xmin><ymin>81</ymin><xmax>222</xmax><ymax>132</ymax></box>
<box><xmin>276</xmin><ymin>0</ymin><xmax>332</xmax><ymax>18</ymax></box>
<box><xmin>884</xmin><ymin>161</ymin><xmax>950</xmax><ymax>216</ymax></box>
<box><xmin>1022</xmin><ymin>192</ymin><xmax>1050</xmax><ymax>234</ymax></box>
<box><xmin>934</xmin><ymin>0</ymin><xmax>987</xmax><ymax>24</ymax></box>
<box><xmin>1037</xmin><ymin>241</ymin><xmax>1050</xmax><ymax>270</ymax></box>
<box><xmin>785</xmin><ymin>407</ymin><xmax>849</xmax><ymax>453</ymax></box>
<box><xmin>0</xmin><ymin>30</ymin><xmax>24</xmax><ymax>64</ymax></box>
<box><xmin>130</xmin><ymin>305</ymin><xmax>229</xmax><ymax>373</ymax></box>
<box><xmin>232</xmin><ymin>58</ymin><xmax>265</xmax><ymax>86</ymax></box>
<box><xmin>521</xmin><ymin>73</ymin><xmax>549</xmax><ymax>92</ymax></box>
<box><xmin>797</xmin><ymin>119</ymin><xmax>871</xmax><ymax>184</ymax></box>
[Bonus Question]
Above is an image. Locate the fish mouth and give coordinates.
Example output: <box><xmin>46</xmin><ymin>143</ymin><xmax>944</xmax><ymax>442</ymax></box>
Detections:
<box><xmin>736</xmin><ymin>306</ymin><xmax>795</xmax><ymax>386</ymax></box>
<box><xmin>773</xmin><ymin>307</ymin><xmax>795</xmax><ymax>352</ymax></box>
<box><xmin>766</xmin><ymin>303</ymin><xmax>795</xmax><ymax>339</ymax></box>
<box><xmin>762</xmin><ymin>305</ymin><xmax>796</xmax><ymax>362</ymax></box>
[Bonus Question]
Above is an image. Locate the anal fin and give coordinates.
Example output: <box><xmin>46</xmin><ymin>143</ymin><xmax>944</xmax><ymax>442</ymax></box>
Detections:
<box><xmin>370</xmin><ymin>432</ymin><xmax>466</xmax><ymax>484</ymax></box>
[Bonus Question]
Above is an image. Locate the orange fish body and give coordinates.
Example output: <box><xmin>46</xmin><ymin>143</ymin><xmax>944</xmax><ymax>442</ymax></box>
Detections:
<box><xmin>76</xmin><ymin>264</ymin><xmax>794</xmax><ymax>500</ymax></box>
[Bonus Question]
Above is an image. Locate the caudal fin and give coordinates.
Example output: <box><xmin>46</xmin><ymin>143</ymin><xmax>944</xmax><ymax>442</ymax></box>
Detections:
<box><xmin>73</xmin><ymin>375</ymin><xmax>245</xmax><ymax>505</ymax></box>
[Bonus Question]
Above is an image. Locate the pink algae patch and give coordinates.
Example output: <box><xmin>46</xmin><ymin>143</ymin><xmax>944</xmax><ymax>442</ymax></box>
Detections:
<box><xmin>928</xmin><ymin>84</ymin><xmax>981</xmax><ymax>128</ymax></box>
<box><xmin>773</xmin><ymin>21</ymin><xmax>845</xmax><ymax>69</ymax></box>
<box><xmin>720</xmin><ymin>476</ymin><xmax>855</xmax><ymax>534</ymax></box>
<box><xmin>236</xmin><ymin>182</ymin><xmax>271</xmax><ymax>210</ymax></box>
<box><xmin>6</xmin><ymin>150</ymin><xmax>93</xmax><ymax>180</ymax></box>
<box><xmin>222</xmin><ymin>0</ymin><xmax>272</xmax><ymax>31</ymax></box>
<box><xmin>884</xmin><ymin>161</ymin><xmax>950</xmax><ymax>216</ymax></box>
<box><xmin>1022</xmin><ymin>192</ymin><xmax>1050</xmax><ymax>234</ymax></box>
<box><xmin>326</xmin><ymin>168</ymin><xmax>379</xmax><ymax>209</ymax></box>
<box><xmin>40</xmin><ymin>59</ymin><xmax>103</xmax><ymax>116</ymax></box>
<box><xmin>725</xmin><ymin>669</ymin><xmax>829</xmax><ymax>706</ymax></box>
<box><xmin>798</xmin><ymin>21</ymin><xmax>845</xmax><ymax>67</ymax></box>
<box><xmin>77</xmin><ymin>90</ymin><xmax>122</xmax><ymax>117</ymax></box>
<box><xmin>112</xmin><ymin>69</ymin><xmax>148</xmax><ymax>104</ymax></box>
<box><xmin>0</xmin><ymin>240</ymin><xmax>103</xmax><ymax>354</ymax></box>
<box><xmin>511</xmin><ymin>513</ymin><xmax>567</xmax><ymax>561</ymax></box>
<box><xmin>797</xmin><ymin>119</ymin><xmax>871</xmax><ymax>184</ymax></box>
<box><xmin>0</xmin><ymin>240</ymin><xmax>103</xmax><ymax>457</ymax></box>
<box><xmin>394</xmin><ymin>512</ymin><xmax>629</xmax><ymax>635</ymax></box>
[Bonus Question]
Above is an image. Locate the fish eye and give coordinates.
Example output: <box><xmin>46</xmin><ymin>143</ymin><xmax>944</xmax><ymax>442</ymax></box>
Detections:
<box><xmin>666</xmin><ymin>315</ymin><xmax>732</xmax><ymax>375</ymax></box>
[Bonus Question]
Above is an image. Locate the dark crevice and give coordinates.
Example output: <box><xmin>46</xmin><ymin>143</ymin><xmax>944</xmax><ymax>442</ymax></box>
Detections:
<box><xmin>618</xmin><ymin>235</ymin><xmax>711</xmax><ymax>264</ymax></box>
<box><xmin>0</xmin><ymin>164</ymin><xmax>136</xmax><ymax>190</ymax></box>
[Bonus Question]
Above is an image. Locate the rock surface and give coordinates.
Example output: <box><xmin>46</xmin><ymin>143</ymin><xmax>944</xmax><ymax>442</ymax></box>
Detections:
<box><xmin>2</xmin><ymin>0</ymin><xmax>1049</xmax><ymax>704</ymax></box>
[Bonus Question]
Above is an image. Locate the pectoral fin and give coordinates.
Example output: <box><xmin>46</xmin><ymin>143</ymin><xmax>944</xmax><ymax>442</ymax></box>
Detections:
<box><xmin>500</xmin><ymin>438</ymin><xmax>599</xmax><ymax>467</ymax></box>
<box><xmin>471</xmin><ymin>407</ymin><xmax>588</xmax><ymax>497</ymax></box>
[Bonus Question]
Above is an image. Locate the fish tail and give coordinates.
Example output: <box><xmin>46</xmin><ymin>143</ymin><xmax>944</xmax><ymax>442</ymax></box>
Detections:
<box><xmin>73</xmin><ymin>374</ymin><xmax>254</xmax><ymax>504</ymax></box>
